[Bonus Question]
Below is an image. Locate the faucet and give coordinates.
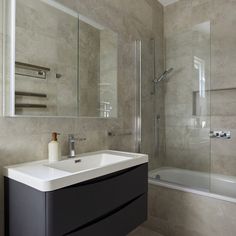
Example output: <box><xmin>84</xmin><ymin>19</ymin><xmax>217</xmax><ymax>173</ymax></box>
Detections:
<box><xmin>68</xmin><ymin>134</ymin><xmax>78</xmax><ymax>158</ymax></box>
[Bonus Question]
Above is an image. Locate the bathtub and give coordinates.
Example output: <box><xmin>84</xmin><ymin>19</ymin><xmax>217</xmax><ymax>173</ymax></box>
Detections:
<box><xmin>148</xmin><ymin>167</ymin><xmax>236</xmax><ymax>203</ymax></box>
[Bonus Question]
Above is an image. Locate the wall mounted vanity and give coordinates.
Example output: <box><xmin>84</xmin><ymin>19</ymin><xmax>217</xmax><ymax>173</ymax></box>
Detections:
<box><xmin>4</xmin><ymin>151</ymin><xmax>148</xmax><ymax>236</ymax></box>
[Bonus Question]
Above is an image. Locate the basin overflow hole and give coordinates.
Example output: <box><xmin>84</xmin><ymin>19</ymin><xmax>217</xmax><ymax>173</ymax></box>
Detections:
<box><xmin>75</xmin><ymin>159</ymin><xmax>82</xmax><ymax>164</ymax></box>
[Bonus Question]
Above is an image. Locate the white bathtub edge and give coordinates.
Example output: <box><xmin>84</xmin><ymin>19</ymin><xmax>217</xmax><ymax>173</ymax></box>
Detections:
<box><xmin>148</xmin><ymin>179</ymin><xmax>236</xmax><ymax>204</ymax></box>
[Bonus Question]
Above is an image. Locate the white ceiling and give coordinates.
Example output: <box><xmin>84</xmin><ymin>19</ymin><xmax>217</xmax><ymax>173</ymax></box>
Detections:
<box><xmin>158</xmin><ymin>0</ymin><xmax>179</xmax><ymax>6</ymax></box>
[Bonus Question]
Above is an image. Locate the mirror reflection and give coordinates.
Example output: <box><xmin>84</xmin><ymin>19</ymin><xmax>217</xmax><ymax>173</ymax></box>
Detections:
<box><xmin>11</xmin><ymin>0</ymin><xmax>118</xmax><ymax>118</ymax></box>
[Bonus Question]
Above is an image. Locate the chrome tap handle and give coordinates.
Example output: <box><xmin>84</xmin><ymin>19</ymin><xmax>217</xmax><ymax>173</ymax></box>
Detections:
<box><xmin>68</xmin><ymin>134</ymin><xmax>78</xmax><ymax>158</ymax></box>
<box><xmin>68</xmin><ymin>134</ymin><xmax>78</xmax><ymax>142</ymax></box>
<box><xmin>209</xmin><ymin>131</ymin><xmax>231</xmax><ymax>139</ymax></box>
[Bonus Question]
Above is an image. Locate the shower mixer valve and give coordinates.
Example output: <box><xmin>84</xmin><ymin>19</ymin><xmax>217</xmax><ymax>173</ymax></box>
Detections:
<box><xmin>209</xmin><ymin>131</ymin><xmax>231</xmax><ymax>139</ymax></box>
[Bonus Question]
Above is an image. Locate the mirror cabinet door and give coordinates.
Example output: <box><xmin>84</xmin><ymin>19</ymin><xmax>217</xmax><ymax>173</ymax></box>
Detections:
<box><xmin>4</xmin><ymin>0</ymin><xmax>118</xmax><ymax>118</ymax></box>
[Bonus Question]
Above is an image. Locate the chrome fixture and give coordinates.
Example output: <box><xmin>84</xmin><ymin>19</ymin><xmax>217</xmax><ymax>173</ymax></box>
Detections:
<box><xmin>153</xmin><ymin>68</ymin><xmax>174</xmax><ymax>84</ymax></box>
<box><xmin>68</xmin><ymin>134</ymin><xmax>78</xmax><ymax>158</ymax></box>
<box><xmin>15</xmin><ymin>61</ymin><xmax>50</xmax><ymax>80</ymax></box>
<box><xmin>154</xmin><ymin>115</ymin><xmax>161</xmax><ymax>158</ymax></box>
<box><xmin>108</xmin><ymin>131</ymin><xmax>132</xmax><ymax>137</ymax></box>
<box><xmin>210</xmin><ymin>131</ymin><xmax>231</xmax><ymax>139</ymax></box>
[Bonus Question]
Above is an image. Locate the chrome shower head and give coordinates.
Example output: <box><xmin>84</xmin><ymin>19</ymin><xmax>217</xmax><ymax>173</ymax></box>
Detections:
<box><xmin>153</xmin><ymin>68</ymin><xmax>174</xmax><ymax>84</ymax></box>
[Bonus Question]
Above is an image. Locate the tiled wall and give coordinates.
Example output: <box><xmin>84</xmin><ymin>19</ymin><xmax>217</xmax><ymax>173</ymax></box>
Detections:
<box><xmin>210</xmin><ymin>0</ymin><xmax>236</xmax><ymax>177</ymax></box>
<box><xmin>135</xmin><ymin>1</ymin><xmax>236</xmax><ymax>236</ymax></box>
<box><xmin>164</xmin><ymin>0</ymin><xmax>236</xmax><ymax>176</ymax></box>
<box><xmin>144</xmin><ymin>184</ymin><xmax>236</xmax><ymax>236</ymax></box>
<box><xmin>0</xmin><ymin>0</ymin><xmax>163</xmax><ymax>235</ymax></box>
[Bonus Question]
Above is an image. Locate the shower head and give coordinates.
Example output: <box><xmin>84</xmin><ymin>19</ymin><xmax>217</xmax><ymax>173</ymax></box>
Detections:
<box><xmin>153</xmin><ymin>68</ymin><xmax>174</xmax><ymax>84</ymax></box>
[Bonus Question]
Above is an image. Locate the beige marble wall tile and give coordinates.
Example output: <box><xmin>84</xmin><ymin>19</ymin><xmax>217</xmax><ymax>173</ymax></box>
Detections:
<box><xmin>143</xmin><ymin>215</ymin><xmax>169</xmax><ymax>236</ymax></box>
<box><xmin>0</xmin><ymin>33</ymin><xmax>2</xmax><ymax>116</ymax></box>
<box><xmin>164</xmin><ymin>0</ymin><xmax>192</xmax><ymax>38</ymax></box>
<box><xmin>129</xmin><ymin>226</ymin><xmax>164</xmax><ymax>236</ymax></box>
<box><xmin>211</xmin><ymin>129</ymin><xmax>236</xmax><ymax>158</ymax></box>
<box><xmin>147</xmin><ymin>184</ymin><xmax>236</xmax><ymax>236</ymax></box>
<box><xmin>124</xmin><ymin>0</ymin><xmax>153</xmax><ymax>31</ymax></box>
<box><xmin>192</xmin><ymin>1</ymin><xmax>212</xmax><ymax>26</ymax></box>
<box><xmin>211</xmin><ymin>1</ymin><xmax>236</xmax><ymax>90</ymax></box>
<box><xmin>192</xmin><ymin>0</ymin><xmax>211</xmax><ymax>7</ymax></box>
<box><xmin>211</xmin><ymin>153</ymin><xmax>236</xmax><ymax>177</ymax></box>
<box><xmin>208</xmin><ymin>0</ymin><xmax>236</xmax><ymax>179</ymax></box>
<box><xmin>0</xmin><ymin>0</ymin><xmax>2</xmax><ymax>34</ymax></box>
<box><xmin>211</xmin><ymin>116</ymin><xmax>236</xmax><ymax>130</ymax></box>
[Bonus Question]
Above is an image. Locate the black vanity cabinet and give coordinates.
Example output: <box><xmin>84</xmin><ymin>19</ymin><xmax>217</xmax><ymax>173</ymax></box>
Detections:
<box><xmin>5</xmin><ymin>164</ymin><xmax>148</xmax><ymax>236</ymax></box>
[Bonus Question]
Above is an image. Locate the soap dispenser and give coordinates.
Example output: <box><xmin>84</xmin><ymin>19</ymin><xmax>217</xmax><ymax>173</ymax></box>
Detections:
<box><xmin>48</xmin><ymin>132</ymin><xmax>61</xmax><ymax>163</ymax></box>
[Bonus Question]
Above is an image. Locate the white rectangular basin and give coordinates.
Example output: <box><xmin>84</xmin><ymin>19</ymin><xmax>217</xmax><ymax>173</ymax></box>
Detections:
<box><xmin>3</xmin><ymin>150</ymin><xmax>148</xmax><ymax>192</ymax></box>
<box><xmin>46</xmin><ymin>153</ymin><xmax>133</xmax><ymax>173</ymax></box>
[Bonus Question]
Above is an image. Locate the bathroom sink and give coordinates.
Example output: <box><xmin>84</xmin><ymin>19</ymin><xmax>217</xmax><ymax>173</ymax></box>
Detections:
<box><xmin>3</xmin><ymin>150</ymin><xmax>148</xmax><ymax>192</ymax></box>
<box><xmin>46</xmin><ymin>153</ymin><xmax>133</xmax><ymax>173</ymax></box>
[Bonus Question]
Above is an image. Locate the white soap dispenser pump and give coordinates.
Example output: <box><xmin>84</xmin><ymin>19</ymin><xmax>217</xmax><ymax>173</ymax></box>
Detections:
<box><xmin>48</xmin><ymin>132</ymin><xmax>61</xmax><ymax>163</ymax></box>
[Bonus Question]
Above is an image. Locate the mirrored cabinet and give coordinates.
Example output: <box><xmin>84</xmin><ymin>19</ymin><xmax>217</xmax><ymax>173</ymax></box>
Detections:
<box><xmin>3</xmin><ymin>0</ymin><xmax>118</xmax><ymax>118</ymax></box>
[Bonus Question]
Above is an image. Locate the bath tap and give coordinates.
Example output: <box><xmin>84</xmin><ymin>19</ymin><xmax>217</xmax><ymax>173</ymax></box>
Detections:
<box><xmin>209</xmin><ymin>131</ymin><xmax>231</xmax><ymax>139</ymax></box>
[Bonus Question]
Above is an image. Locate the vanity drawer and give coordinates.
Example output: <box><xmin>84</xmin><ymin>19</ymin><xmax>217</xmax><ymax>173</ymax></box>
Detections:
<box><xmin>46</xmin><ymin>164</ymin><xmax>147</xmax><ymax>236</ymax></box>
<box><xmin>66</xmin><ymin>194</ymin><xmax>147</xmax><ymax>236</ymax></box>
